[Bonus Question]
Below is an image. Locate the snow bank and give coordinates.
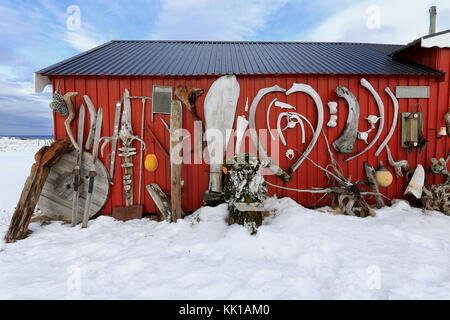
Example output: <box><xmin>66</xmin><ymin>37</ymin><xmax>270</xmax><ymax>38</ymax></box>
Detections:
<box><xmin>1</xmin><ymin>138</ymin><xmax>450</xmax><ymax>299</ymax></box>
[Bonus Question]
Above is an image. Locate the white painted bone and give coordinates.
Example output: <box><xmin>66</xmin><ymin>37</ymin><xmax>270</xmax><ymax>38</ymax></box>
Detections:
<box><xmin>286</xmin><ymin>84</ymin><xmax>324</xmax><ymax>173</ymax></box>
<box><xmin>328</xmin><ymin>101</ymin><xmax>338</xmax><ymax>114</ymax></box>
<box><xmin>375</xmin><ymin>87</ymin><xmax>399</xmax><ymax>157</ymax></box>
<box><xmin>274</xmin><ymin>101</ymin><xmax>296</xmax><ymax>109</ymax></box>
<box><xmin>345</xmin><ymin>78</ymin><xmax>385</xmax><ymax>162</ymax></box>
<box><xmin>235</xmin><ymin>115</ymin><xmax>249</xmax><ymax>154</ymax></box>
<box><xmin>327</xmin><ymin>115</ymin><xmax>338</xmax><ymax>127</ymax></box>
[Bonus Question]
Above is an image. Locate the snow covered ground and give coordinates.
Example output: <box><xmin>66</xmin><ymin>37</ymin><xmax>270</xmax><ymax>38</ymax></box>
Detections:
<box><xmin>1</xmin><ymin>137</ymin><xmax>450</xmax><ymax>300</ymax></box>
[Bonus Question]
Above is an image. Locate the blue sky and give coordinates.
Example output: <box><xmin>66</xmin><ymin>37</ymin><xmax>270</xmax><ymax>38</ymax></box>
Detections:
<box><xmin>0</xmin><ymin>0</ymin><xmax>448</xmax><ymax>136</ymax></box>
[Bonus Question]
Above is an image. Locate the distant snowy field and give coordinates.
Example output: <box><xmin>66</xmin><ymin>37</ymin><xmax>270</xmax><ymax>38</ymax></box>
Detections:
<box><xmin>1</xmin><ymin>137</ymin><xmax>450</xmax><ymax>300</ymax></box>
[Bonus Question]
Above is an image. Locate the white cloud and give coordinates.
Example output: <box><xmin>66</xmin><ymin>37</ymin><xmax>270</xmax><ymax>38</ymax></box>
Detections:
<box><xmin>63</xmin><ymin>29</ymin><xmax>105</xmax><ymax>51</ymax></box>
<box><xmin>301</xmin><ymin>0</ymin><xmax>450</xmax><ymax>44</ymax></box>
<box><xmin>150</xmin><ymin>0</ymin><xmax>289</xmax><ymax>40</ymax></box>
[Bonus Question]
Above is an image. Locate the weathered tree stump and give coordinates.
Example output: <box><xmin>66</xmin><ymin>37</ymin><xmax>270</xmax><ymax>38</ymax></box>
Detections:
<box><xmin>4</xmin><ymin>138</ymin><xmax>73</xmax><ymax>243</ymax></box>
<box><xmin>224</xmin><ymin>153</ymin><xmax>268</xmax><ymax>234</ymax></box>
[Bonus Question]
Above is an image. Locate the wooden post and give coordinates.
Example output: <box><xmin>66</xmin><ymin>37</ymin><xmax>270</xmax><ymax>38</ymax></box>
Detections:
<box><xmin>4</xmin><ymin>138</ymin><xmax>73</xmax><ymax>243</ymax></box>
<box><xmin>170</xmin><ymin>100</ymin><xmax>183</xmax><ymax>222</ymax></box>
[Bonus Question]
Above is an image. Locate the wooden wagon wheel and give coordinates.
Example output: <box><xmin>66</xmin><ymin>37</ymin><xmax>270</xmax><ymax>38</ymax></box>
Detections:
<box><xmin>37</xmin><ymin>150</ymin><xmax>110</xmax><ymax>223</ymax></box>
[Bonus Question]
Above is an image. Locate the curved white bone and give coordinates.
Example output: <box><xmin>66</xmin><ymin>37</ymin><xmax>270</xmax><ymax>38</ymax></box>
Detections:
<box><xmin>327</xmin><ymin>115</ymin><xmax>338</xmax><ymax>127</ymax></box>
<box><xmin>249</xmin><ymin>85</ymin><xmax>290</xmax><ymax>181</ymax></box>
<box><xmin>345</xmin><ymin>78</ymin><xmax>385</xmax><ymax>162</ymax></box>
<box><xmin>286</xmin><ymin>84</ymin><xmax>324</xmax><ymax>174</ymax></box>
<box><xmin>266</xmin><ymin>98</ymin><xmax>278</xmax><ymax>141</ymax></box>
<box><xmin>375</xmin><ymin>87</ymin><xmax>399</xmax><ymax>157</ymax></box>
<box><xmin>328</xmin><ymin>101</ymin><xmax>338</xmax><ymax>114</ymax></box>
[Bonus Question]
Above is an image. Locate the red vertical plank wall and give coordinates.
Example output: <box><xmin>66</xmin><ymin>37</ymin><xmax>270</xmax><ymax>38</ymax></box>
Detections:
<box><xmin>49</xmin><ymin>49</ymin><xmax>448</xmax><ymax>214</ymax></box>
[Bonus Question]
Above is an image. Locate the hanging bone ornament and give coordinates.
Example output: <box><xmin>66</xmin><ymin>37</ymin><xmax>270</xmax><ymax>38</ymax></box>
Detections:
<box><xmin>344</xmin><ymin>78</ymin><xmax>385</xmax><ymax>162</ymax></box>
<box><xmin>386</xmin><ymin>145</ymin><xmax>412</xmax><ymax>178</ymax></box>
<box><xmin>357</xmin><ymin>130</ymin><xmax>371</xmax><ymax>144</ymax></box>
<box><xmin>83</xmin><ymin>95</ymin><xmax>97</xmax><ymax>150</ymax></box>
<box><xmin>286</xmin><ymin>149</ymin><xmax>295</xmax><ymax>160</ymax></box>
<box><xmin>285</xmin><ymin>83</ymin><xmax>324</xmax><ymax>174</ymax></box>
<box><xmin>332</xmin><ymin>86</ymin><xmax>360</xmax><ymax>154</ymax></box>
<box><xmin>62</xmin><ymin>92</ymin><xmax>81</xmax><ymax>153</ymax></box>
<box><xmin>249</xmin><ymin>85</ymin><xmax>290</xmax><ymax>182</ymax></box>
<box><xmin>327</xmin><ymin>115</ymin><xmax>338</xmax><ymax>128</ymax></box>
<box><xmin>365</xmin><ymin>115</ymin><xmax>380</xmax><ymax>129</ymax></box>
<box><xmin>375</xmin><ymin>87</ymin><xmax>399</xmax><ymax>157</ymax></box>
<box><xmin>328</xmin><ymin>101</ymin><xmax>338</xmax><ymax>114</ymax></box>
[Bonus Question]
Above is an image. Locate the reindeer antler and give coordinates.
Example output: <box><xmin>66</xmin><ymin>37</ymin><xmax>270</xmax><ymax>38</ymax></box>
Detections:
<box><xmin>63</xmin><ymin>92</ymin><xmax>80</xmax><ymax>153</ymax></box>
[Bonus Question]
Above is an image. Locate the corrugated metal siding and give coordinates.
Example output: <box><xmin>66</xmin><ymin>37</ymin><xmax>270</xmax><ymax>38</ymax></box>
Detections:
<box><xmin>39</xmin><ymin>41</ymin><xmax>443</xmax><ymax>76</ymax></box>
<box><xmin>50</xmin><ymin>69</ymin><xmax>448</xmax><ymax>214</ymax></box>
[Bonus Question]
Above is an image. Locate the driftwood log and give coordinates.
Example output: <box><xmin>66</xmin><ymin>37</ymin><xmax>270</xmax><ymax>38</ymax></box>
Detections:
<box><xmin>422</xmin><ymin>184</ymin><xmax>450</xmax><ymax>215</ymax></box>
<box><xmin>4</xmin><ymin>138</ymin><xmax>74</xmax><ymax>243</ymax></box>
<box><xmin>364</xmin><ymin>162</ymin><xmax>385</xmax><ymax>208</ymax></box>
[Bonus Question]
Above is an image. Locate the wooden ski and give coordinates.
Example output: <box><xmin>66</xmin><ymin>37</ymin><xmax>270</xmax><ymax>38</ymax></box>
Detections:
<box><xmin>71</xmin><ymin>104</ymin><xmax>85</xmax><ymax>226</ymax></box>
<box><xmin>82</xmin><ymin>108</ymin><xmax>103</xmax><ymax>228</ymax></box>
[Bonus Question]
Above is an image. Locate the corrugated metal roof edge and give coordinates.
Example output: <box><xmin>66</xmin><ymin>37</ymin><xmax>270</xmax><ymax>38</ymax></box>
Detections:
<box><xmin>36</xmin><ymin>41</ymin><xmax>114</xmax><ymax>74</ymax></box>
<box><xmin>39</xmin><ymin>70</ymin><xmax>444</xmax><ymax>78</ymax></box>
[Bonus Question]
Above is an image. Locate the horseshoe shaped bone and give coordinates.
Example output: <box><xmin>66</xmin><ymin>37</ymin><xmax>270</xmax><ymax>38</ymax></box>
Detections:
<box><xmin>277</xmin><ymin>112</ymin><xmax>306</xmax><ymax>145</ymax></box>
<box><xmin>344</xmin><ymin>78</ymin><xmax>384</xmax><ymax>162</ymax></box>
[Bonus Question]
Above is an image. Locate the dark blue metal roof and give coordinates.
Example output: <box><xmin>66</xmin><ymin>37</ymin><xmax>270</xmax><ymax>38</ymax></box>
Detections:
<box><xmin>37</xmin><ymin>40</ymin><xmax>443</xmax><ymax>76</ymax></box>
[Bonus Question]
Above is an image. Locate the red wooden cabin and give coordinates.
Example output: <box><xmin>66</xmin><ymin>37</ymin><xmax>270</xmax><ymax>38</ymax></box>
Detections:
<box><xmin>35</xmin><ymin>31</ymin><xmax>450</xmax><ymax>215</ymax></box>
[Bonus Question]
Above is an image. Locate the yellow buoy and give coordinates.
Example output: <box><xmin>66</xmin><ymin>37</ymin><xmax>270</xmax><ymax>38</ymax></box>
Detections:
<box><xmin>144</xmin><ymin>154</ymin><xmax>158</xmax><ymax>172</ymax></box>
<box><xmin>375</xmin><ymin>161</ymin><xmax>393</xmax><ymax>187</ymax></box>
